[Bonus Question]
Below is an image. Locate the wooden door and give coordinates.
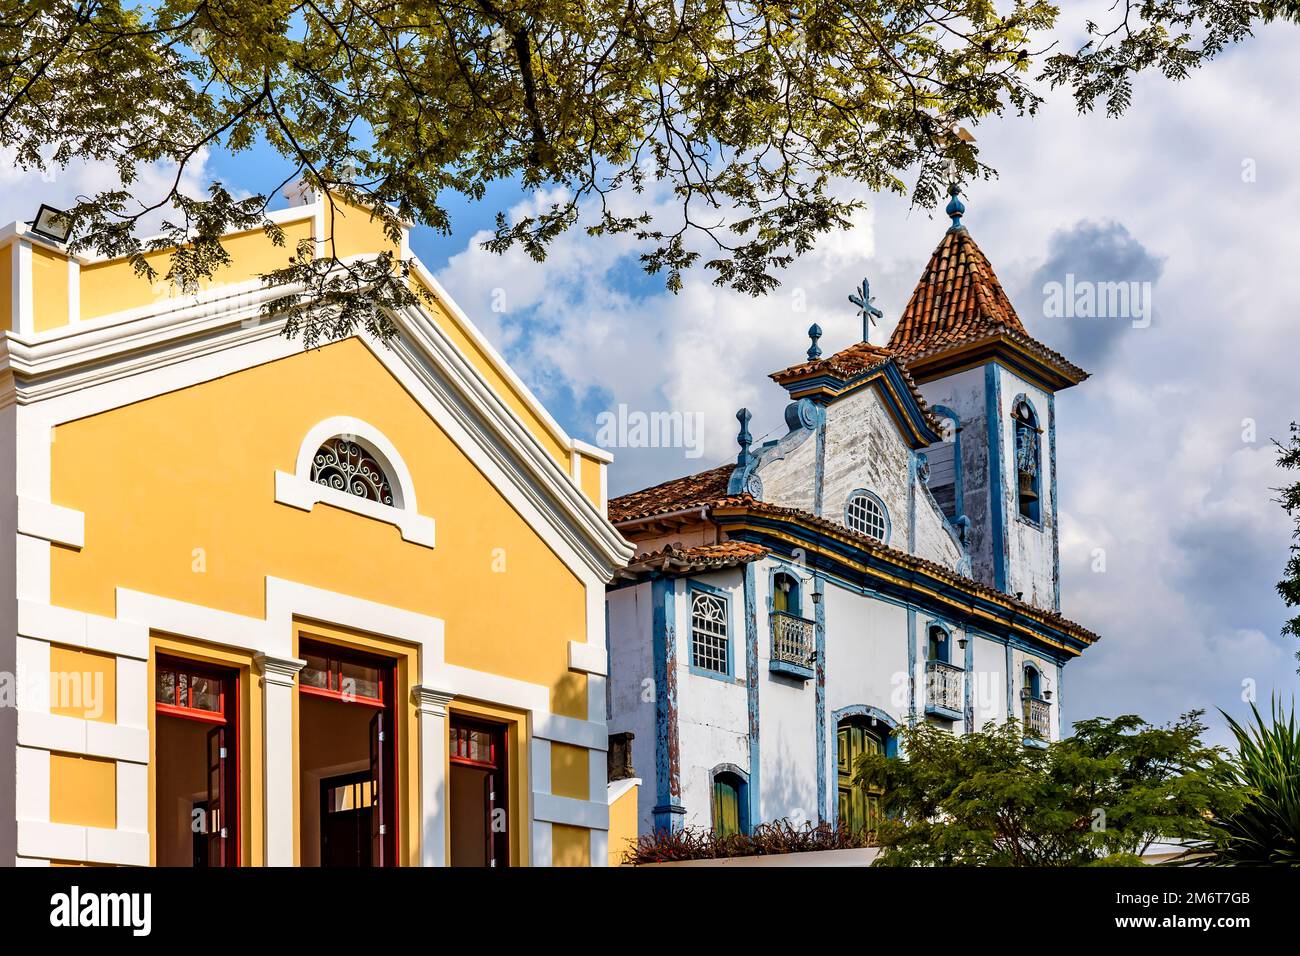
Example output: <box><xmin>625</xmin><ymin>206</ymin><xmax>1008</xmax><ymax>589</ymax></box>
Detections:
<box><xmin>836</xmin><ymin>722</ymin><xmax>883</xmax><ymax>833</ymax></box>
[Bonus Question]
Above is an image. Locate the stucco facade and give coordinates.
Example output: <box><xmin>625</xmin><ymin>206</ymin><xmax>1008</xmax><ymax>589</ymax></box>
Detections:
<box><xmin>0</xmin><ymin>187</ymin><xmax>636</xmax><ymax>866</ymax></box>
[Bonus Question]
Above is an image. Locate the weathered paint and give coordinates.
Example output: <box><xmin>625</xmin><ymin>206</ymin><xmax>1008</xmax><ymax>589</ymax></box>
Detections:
<box><xmin>813</xmin><ymin>571</ymin><xmax>827</xmax><ymax>822</ymax></box>
<box><xmin>650</xmin><ymin>575</ymin><xmax>683</xmax><ymax>832</ymax></box>
<box><xmin>742</xmin><ymin>561</ymin><xmax>761</xmax><ymax>831</ymax></box>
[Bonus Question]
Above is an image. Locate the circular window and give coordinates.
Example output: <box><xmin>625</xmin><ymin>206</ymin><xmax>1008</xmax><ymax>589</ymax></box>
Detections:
<box><xmin>845</xmin><ymin>491</ymin><xmax>888</xmax><ymax>542</ymax></box>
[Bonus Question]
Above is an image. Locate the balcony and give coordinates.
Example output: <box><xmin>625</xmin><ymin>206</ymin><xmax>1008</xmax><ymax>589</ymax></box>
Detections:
<box><xmin>1022</xmin><ymin>694</ymin><xmax>1051</xmax><ymax>745</ymax></box>
<box><xmin>924</xmin><ymin>660</ymin><xmax>964</xmax><ymax>720</ymax></box>
<box><xmin>769</xmin><ymin>611</ymin><xmax>815</xmax><ymax>679</ymax></box>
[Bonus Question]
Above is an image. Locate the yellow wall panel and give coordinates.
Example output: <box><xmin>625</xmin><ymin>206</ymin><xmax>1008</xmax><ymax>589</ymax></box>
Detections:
<box><xmin>578</xmin><ymin>455</ymin><xmax>603</xmax><ymax>507</ymax></box>
<box><xmin>550</xmin><ymin>742</ymin><xmax>589</xmax><ymax>800</ymax></box>
<box><xmin>51</xmin><ymin>337</ymin><xmax>587</xmax><ymax>717</ymax></box>
<box><xmin>31</xmin><ymin>244</ymin><xmax>69</xmax><ymax>332</ymax></box>
<box><xmin>50</xmin><ymin>754</ymin><xmax>117</xmax><ymax>829</ymax></box>
<box><xmin>48</xmin><ymin>645</ymin><xmax>116</xmax><ymax>723</ymax></box>
<box><xmin>607</xmin><ymin>783</ymin><xmax>640</xmax><ymax>865</ymax></box>
<box><xmin>78</xmin><ymin>219</ymin><xmax>312</xmax><ymax>322</ymax></box>
<box><xmin>0</xmin><ymin>244</ymin><xmax>11</xmax><ymax>329</ymax></box>
<box><xmin>551</xmin><ymin>823</ymin><xmax>591</xmax><ymax>867</ymax></box>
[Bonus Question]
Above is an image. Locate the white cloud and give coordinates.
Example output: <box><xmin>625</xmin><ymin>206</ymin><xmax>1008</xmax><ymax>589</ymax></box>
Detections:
<box><xmin>431</xmin><ymin>21</ymin><xmax>1300</xmax><ymax>738</ymax></box>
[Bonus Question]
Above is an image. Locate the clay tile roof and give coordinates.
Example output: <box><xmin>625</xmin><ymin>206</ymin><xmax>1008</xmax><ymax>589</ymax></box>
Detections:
<box><xmin>887</xmin><ymin>227</ymin><xmax>1088</xmax><ymax>383</ymax></box>
<box><xmin>708</xmin><ymin>496</ymin><xmax>1099</xmax><ymax>646</ymax></box>
<box><xmin>607</xmin><ymin>463</ymin><xmax>734</xmax><ymax>524</ymax></box>
<box><xmin>769</xmin><ymin>340</ymin><xmax>894</xmax><ymax>385</ymax></box>
<box><xmin>622</xmin><ymin>540</ymin><xmax>769</xmax><ymax>575</ymax></box>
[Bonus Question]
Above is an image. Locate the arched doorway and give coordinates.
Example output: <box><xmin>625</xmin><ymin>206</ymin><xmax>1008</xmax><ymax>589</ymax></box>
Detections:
<box><xmin>834</xmin><ymin>710</ymin><xmax>893</xmax><ymax>834</ymax></box>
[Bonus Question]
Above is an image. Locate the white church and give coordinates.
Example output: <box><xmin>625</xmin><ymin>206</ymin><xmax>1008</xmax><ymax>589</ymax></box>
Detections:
<box><xmin>605</xmin><ymin>189</ymin><xmax>1100</xmax><ymax>837</ymax></box>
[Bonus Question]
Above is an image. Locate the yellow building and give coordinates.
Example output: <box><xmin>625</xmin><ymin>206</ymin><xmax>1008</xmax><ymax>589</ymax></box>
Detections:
<box><xmin>0</xmin><ymin>188</ymin><xmax>638</xmax><ymax>866</ymax></box>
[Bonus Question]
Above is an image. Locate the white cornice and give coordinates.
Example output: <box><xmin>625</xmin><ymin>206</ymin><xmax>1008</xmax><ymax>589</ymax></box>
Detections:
<box><xmin>0</xmin><ymin>262</ymin><xmax>633</xmax><ymax>578</ymax></box>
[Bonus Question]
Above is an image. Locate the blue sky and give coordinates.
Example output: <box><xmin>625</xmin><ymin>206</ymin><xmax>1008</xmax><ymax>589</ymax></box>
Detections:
<box><xmin>4</xmin><ymin>8</ymin><xmax>1296</xmax><ymax>745</ymax></box>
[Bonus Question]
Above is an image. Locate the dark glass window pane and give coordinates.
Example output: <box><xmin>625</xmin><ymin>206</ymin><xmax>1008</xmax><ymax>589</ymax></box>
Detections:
<box><xmin>190</xmin><ymin>675</ymin><xmax>221</xmax><ymax>713</ymax></box>
<box><xmin>300</xmin><ymin>653</ymin><xmax>330</xmax><ymax>690</ymax></box>
<box><xmin>340</xmin><ymin>660</ymin><xmax>381</xmax><ymax>700</ymax></box>
<box><xmin>156</xmin><ymin>668</ymin><xmax>176</xmax><ymax>705</ymax></box>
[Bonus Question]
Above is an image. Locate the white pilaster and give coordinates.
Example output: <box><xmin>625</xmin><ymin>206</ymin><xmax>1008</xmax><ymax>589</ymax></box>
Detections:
<box><xmin>412</xmin><ymin>685</ymin><xmax>454</xmax><ymax>867</ymax></box>
<box><xmin>256</xmin><ymin>653</ymin><xmax>304</xmax><ymax>866</ymax></box>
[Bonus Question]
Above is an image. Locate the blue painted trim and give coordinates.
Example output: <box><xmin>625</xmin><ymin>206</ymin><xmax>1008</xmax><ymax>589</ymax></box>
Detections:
<box><xmin>907</xmin><ymin>454</ymin><xmax>917</xmax><ymax>555</ymax></box>
<box><xmin>831</xmin><ymin>705</ymin><xmax>901</xmax><ymax>759</ymax></box>
<box><xmin>930</xmin><ymin>404</ymin><xmax>965</xmax><ymax>520</ymax></box>
<box><xmin>780</xmin><ymin>364</ymin><xmax>942</xmax><ymax>448</ymax></box>
<box><xmin>1010</xmin><ymin>393</ymin><xmax>1043</xmax><ymax>526</ymax></box>
<box><xmin>813</xmin><ymin>404</ymin><xmax>827</xmax><ymax>517</ymax></box>
<box><xmin>1049</xmin><ymin>394</ymin><xmax>1061</xmax><ymax>613</ymax></box>
<box><xmin>1004</xmin><ymin>641</ymin><xmax>1014</xmax><ymax>721</ymax></box>
<box><xmin>906</xmin><ymin>606</ymin><xmax>917</xmax><ymax>724</ymax></box>
<box><xmin>984</xmin><ymin>363</ymin><xmax>1008</xmax><ymax>593</ymax></box>
<box><xmin>844</xmin><ymin>487</ymin><xmax>892</xmax><ymax>546</ymax></box>
<box><xmin>685</xmin><ymin>578</ymin><xmax>736</xmax><ymax>681</ymax></box>
<box><xmin>767</xmin><ymin>564</ymin><xmax>805</xmax><ymax>618</ymax></box>
<box><xmin>1056</xmin><ymin>661</ymin><xmax>1065</xmax><ymax>735</ymax></box>
<box><xmin>742</xmin><ymin>562</ymin><xmax>761</xmax><ymax>831</ymax></box>
<box><xmin>650</xmin><ymin>576</ymin><xmax>684</xmax><ymax>832</ymax></box>
<box><xmin>923</xmin><ymin>618</ymin><xmax>953</xmax><ymax>664</ymax></box>
<box><xmin>717</xmin><ymin>519</ymin><xmax>1093</xmax><ymax>658</ymax></box>
<box><xmin>813</xmin><ymin>572</ymin><xmax>827</xmax><ymax>823</ymax></box>
<box><xmin>770</xmin><ymin>658</ymin><xmax>815</xmax><ymax>680</ymax></box>
<box><xmin>963</xmin><ymin>625</ymin><xmax>975</xmax><ymax>732</ymax></box>
<box><xmin>709</xmin><ymin>763</ymin><xmax>752</xmax><ymax>835</ymax></box>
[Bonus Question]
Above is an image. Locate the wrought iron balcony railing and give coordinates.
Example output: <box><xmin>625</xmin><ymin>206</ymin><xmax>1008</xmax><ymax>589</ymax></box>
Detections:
<box><xmin>769</xmin><ymin>611</ymin><xmax>815</xmax><ymax>673</ymax></box>
<box><xmin>924</xmin><ymin>660</ymin><xmax>964</xmax><ymax>717</ymax></box>
<box><xmin>1022</xmin><ymin>694</ymin><xmax>1051</xmax><ymax>741</ymax></box>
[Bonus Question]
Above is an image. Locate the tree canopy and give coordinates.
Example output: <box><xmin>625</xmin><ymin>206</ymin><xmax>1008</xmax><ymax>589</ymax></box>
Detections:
<box><xmin>2</xmin><ymin>1</ymin><xmax>1294</xmax><ymax>342</ymax></box>
<box><xmin>855</xmin><ymin>712</ymin><xmax>1241</xmax><ymax>866</ymax></box>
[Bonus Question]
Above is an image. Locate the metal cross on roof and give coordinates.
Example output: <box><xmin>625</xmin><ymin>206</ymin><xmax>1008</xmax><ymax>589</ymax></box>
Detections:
<box><xmin>848</xmin><ymin>277</ymin><xmax>883</xmax><ymax>344</ymax></box>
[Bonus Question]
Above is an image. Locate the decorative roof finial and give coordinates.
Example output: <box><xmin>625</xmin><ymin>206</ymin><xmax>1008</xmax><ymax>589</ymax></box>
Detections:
<box><xmin>735</xmin><ymin>408</ymin><xmax>753</xmax><ymax>467</ymax></box>
<box><xmin>946</xmin><ymin>182</ymin><xmax>966</xmax><ymax>231</ymax></box>
<box><xmin>848</xmin><ymin>278</ymin><xmax>883</xmax><ymax>344</ymax></box>
<box><xmin>806</xmin><ymin>323</ymin><xmax>823</xmax><ymax>361</ymax></box>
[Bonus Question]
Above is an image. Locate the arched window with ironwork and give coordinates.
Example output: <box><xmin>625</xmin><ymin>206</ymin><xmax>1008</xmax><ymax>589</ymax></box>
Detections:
<box><xmin>310</xmin><ymin>436</ymin><xmax>397</xmax><ymax>507</ymax></box>
<box><xmin>1012</xmin><ymin>397</ymin><xmax>1042</xmax><ymax>523</ymax></box>
<box><xmin>274</xmin><ymin>416</ymin><xmax>435</xmax><ymax>548</ymax></box>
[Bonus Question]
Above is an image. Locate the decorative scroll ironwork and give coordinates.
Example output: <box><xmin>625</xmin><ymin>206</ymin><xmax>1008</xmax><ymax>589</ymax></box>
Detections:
<box><xmin>925</xmin><ymin>660</ymin><xmax>964</xmax><ymax>714</ymax></box>
<box><xmin>310</xmin><ymin>437</ymin><xmax>395</xmax><ymax>506</ymax></box>
<box><xmin>691</xmin><ymin>592</ymin><xmax>729</xmax><ymax>674</ymax></box>
<box><xmin>770</xmin><ymin>611</ymin><xmax>815</xmax><ymax>669</ymax></box>
<box><xmin>1022</xmin><ymin>694</ymin><xmax>1051</xmax><ymax>740</ymax></box>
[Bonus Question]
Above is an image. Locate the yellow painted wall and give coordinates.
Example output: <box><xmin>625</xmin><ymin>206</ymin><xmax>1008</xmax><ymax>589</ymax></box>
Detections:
<box><xmin>607</xmin><ymin>783</ymin><xmax>640</xmax><ymax>865</ymax></box>
<box><xmin>50</xmin><ymin>754</ymin><xmax>117</xmax><ymax>828</ymax></box>
<box><xmin>551</xmin><ymin>823</ymin><xmax>591</xmax><ymax>867</ymax></box>
<box><xmin>48</xmin><ymin>645</ymin><xmax>116</xmax><ymax>723</ymax></box>
<box><xmin>550</xmin><ymin>742</ymin><xmax>589</xmax><ymax>801</ymax></box>
<box><xmin>578</xmin><ymin>454</ymin><xmax>603</xmax><ymax>508</ymax></box>
<box><xmin>0</xmin><ymin>243</ymin><xmax>11</xmax><ymax>330</ymax></box>
<box><xmin>78</xmin><ymin>219</ymin><xmax>314</xmax><ymax>323</ymax></box>
<box><xmin>51</xmin><ymin>337</ymin><xmax>588</xmax><ymax>718</ymax></box>
<box><xmin>31</xmin><ymin>244</ymin><xmax>69</xmax><ymax>332</ymax></box>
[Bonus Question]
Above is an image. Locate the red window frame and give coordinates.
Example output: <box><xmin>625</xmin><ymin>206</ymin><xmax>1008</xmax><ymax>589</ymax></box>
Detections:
<box><xmin>154</xmin><ymin>655</ymin><xmax>241</xmax><ymax>866</ymax></box>
<box><xmin>450</xmin><ymin>721</ymin><xmax>501</xmax><ymax>769</ymax></box>
<box><xmin>155</xmin><ymin>657</ymin><xmax>229</xmax><ymax>724</ymax></box>
<box><xmin>298</xmin><ymin>641</ymin><xmax>386</xmax><ymax>708</ymax></box>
